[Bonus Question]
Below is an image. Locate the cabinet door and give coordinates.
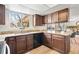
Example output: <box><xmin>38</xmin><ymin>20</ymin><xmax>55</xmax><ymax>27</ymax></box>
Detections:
<box><xmin>35</xmin><ymin>14</ymin><xmax>44</xmax><ymax>26</ymax></box>
<box><xmin>58</xmin><ymin>8</ymin><xmax>69</xmax><ymax>22</ymax></box>
<box><xmin>51</xmin><ymin>12</ymin><xmax>58</xmax><ymax>23</ymax></box>
<box><xmin>5</xmin><ymin>37</ymin><xmax>16</xmax><ymax>54</ymax></box>
<box><xmin>52</xmin><ymin>35</ymin><xmax>65</xmax><ymax>53</ymax></box>
<box><xmin>0</xmin><ymin>4</ymin><xmax>5</xmax><ymax>25</ymax></box>
<box><xmin>16</xmin><ymin>36</ymin><xmax>26</xmax><ymax>54</ymax></box>
<box><xmin>42</xmin><ymin>16</ymin><xmax>45</xmax><ymax>24</ymax></box>
<box><xmin>43</xmin><ymin>33</ymin><xmax>52</xmax><ymax>48</ymax></box>
<box><xmin>26</xmin><ymin>35</ymin><xmax>33</xmax><ymax>51</ymax></box>
<box><xmin>44</xmin><ymin>15</ymin><xmax>48</xmax><ymax>24</ymax></box>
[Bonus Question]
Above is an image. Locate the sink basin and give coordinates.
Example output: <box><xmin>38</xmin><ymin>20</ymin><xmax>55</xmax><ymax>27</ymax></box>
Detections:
<box><xmin>52</xmin><ymin>31</ymin><xmax>55</xmax><ymax>33</ymax></box>
<box><xmin>60</xmin><ymin>31</ymin><xmax>65</xmax><ymax>34</ymax></box>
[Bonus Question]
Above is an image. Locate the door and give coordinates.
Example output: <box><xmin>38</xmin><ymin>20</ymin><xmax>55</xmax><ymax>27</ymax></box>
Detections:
<box><xmin>44</xmin><ymin>15</ymin><xmax>48</xmax><ymax>24</ymax></box>
<box><xmin>43</xmin><ymin>33</ymin><xmax>52</xmax><ymax>48</ymax></box>
<box><xmin>51</xmin><ymin>12</ymin><xmax>58</xmax><ymax>23</ymax></box>
<box><xmin>52</xmin><ymin>35</ymin><xmax>65</xmax><ymax>53</ymax></box>
<box><xmin>35</xmin><ymin>14</ymin><xmax>44</xmax><ymax>26</ymax></box>
<box><xmin>26</xmin><ymin>35</ymin><xmax>33</xmax><ymax>51</ymax></box>
<box><xmin>16</xmin><ymin>36</ymin><xmax>26</xmax><ymax>54</ymax></box>
<box><xmin>58</xmin><ymin>8</ymin><xmax>69</xmax><ymax>22</ymax></box>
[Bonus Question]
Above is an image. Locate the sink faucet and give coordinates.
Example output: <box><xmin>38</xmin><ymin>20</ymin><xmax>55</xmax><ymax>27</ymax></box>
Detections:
<box><xmin>19</xmin><ymin>27</ymin><xmax>25</xmax><ymax>33</ymax></box>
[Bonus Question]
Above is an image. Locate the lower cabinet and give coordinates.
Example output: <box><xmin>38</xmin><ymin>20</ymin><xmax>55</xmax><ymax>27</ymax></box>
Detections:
<box><xmin>5</xmin><ymin>33</ymin><xmax>43</xmax><ymax>54</ymax></box>
<box><xmin>43</xmin><ymin>33</ymin><xmax>70</xmax><ymax>53</ymax></box>
<box><xmin>43</xmin><ymin>33</ymin><xmax>52</xmax><ymax>48</ymax></box>
<box><xmin>16</xmin><ymin>35</ymin><xmax>27</xmax><ymax>54</ymax></box>
<box><xmin>5</xmin><ymin>35</ymin><xmax>33</xmax><ymax>54</ymax></box>
<box><xmin>26</xmin><ymin>34</ymin><xmax>33</xmax><ymax>51</ymax></box>
<box><xmin>52</xmin><ymin>34</ymin><xmax>70</xmax><ymax>53</ymax></box>
<box><xmin>5</xmin><ymin>33</ymin><xmax>70</xmax><ymax>54</ymax></box>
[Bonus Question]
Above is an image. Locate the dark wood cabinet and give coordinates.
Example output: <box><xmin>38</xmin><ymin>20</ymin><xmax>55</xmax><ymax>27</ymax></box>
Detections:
<box><xmin>51</xmin><ymin>8</ymin><xmax>69</xmax><ymax>23</ymax></box>
<box><xmin>26</xmin><ymin>34</ymin><xmax>33</xmax><ymax>51</ymax></box>
<box><xmin>44</xmin><ymin>15</ymin><xmax>48</xmax><ymax>24</ymax></box>
<box><xmin>58</xmin><ymin>8</ymin><xmax>69</xmax><ymax>23</ymax></box>
<box><xmin>43</xmin><ymin>33</ymin><xmax>52</xmax><ymax>48</ymax></box>
<box><xmin>0</xmin><ymin>4</ymin><xmax>5</xmax><ymax>25</ymax></box>
<box><xmin>5</xmin><ymin>37</ymin><xmax>16</xmax><ymax>54</ymax></box>
<box><xmin>5</xmin><ymin>35</ymin><xmax>34</xmax><ymax>54</ymax></box>
<box><xmin>52</xmin><ymin>35</ymin><xmax>65</xmax><ymax>53</ymax></box>
<box><xmin>52</xmin><ymin>34</ymin><xmax>70</xmax><ymax>53</ymax></box>
<box><xmin>16</xmin><ymin>35</ymin><xmax>27</xmax><ymax>54</ymax></box>
<box><xmin>51</xmin><ymin>12</ymin><xmax>58</xmax><ymax>23</ymax></box>
<box><xmin>35</xmin><ymin>14</ymin><xmax>44</xmax><ymax>26</ymax></box>
<box><xmin>5</xmin><ymin>33</ymin><xmax>70</xmax><ymax>54</ymax></box>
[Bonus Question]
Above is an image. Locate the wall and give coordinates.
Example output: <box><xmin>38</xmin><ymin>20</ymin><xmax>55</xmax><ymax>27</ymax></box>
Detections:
<box><xmin>0</xmin><ymin>6</ymin><xmax>34</xmax><ymax>32</ymax></box>
<box><xmin>0</xmin><ymin>5</ymin><xmax>79</xmax><ymax>32</ymax></box>
<box><xmin>0</xmin><ymin>5</ymin><xmax>45</xmax><ymax>32</ymax></box>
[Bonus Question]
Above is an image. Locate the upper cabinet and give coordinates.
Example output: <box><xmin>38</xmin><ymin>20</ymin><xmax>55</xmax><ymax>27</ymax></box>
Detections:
<box><xmin>0</xmin><ymin>4</ymin><xmax>5</xmax><ymax>25</ymax></box>
<box><xmin>34</xmin><ymin>8</ymin><xmax>69</xmax><ymax>25</ymax></box>
<box><xmin>44</xmin><ymin>15</ymin><xmax>48</xmax><ymax>24</ymax></box>
<box><xmin>35</xmin><ymin>14</ymin><xmax>45</xmax><ymax>26</ymax></box>
<box><xmin>58</xmin><ymin>8</ymin><xmax>69</xmax><ymax>23</ymax></box>
<box><xmin>51</xmin><ymin>12</ymin><xmax>58</xmax><ymax>23</ymax></box>
<box><xmin>51</xmin><ymin>8</ymin><xmax>69</xmax><ymax>23</ymax></box>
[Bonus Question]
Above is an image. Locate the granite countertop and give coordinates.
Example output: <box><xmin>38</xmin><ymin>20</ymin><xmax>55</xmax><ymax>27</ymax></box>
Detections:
<box><xmin>0</xmin><ymin>30</ymin><xmax>72</xmax><ymax>41</ymax></box>
<box><xmin>0</xmin><ymin>31</ymin><xmax>43</xmax><ymax>41</ymax></box>
<box><xmin>44</xmin><ymin>31</ymin><xmax>72</xmax><ymax>36</ymax></box>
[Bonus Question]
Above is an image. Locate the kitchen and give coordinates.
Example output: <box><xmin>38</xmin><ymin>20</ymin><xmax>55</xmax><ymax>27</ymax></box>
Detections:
<box><xmin>0</xmin><ymin>4</ymin><xmax>79</xmax><ymax>54</ymax></box>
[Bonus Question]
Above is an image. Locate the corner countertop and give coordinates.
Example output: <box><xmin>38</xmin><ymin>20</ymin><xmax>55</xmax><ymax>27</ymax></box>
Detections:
<box><xmin>0</xmin><ymin>31</ymin><xmax>43</xmax><ymax>41</ymax></box>
<box><xmin>0</xmin><ymin>30</ymin><xmax>72</xmax><ymax>41</ymax></box>
<box><xmin>44</xmin><ymin>31</ymin><xmax>72</xmax><ymax>36</ymax></box>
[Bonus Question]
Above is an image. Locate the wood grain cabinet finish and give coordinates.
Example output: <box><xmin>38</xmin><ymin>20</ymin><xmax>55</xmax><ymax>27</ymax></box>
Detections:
<box><xmin>5</xmin><ymin>37</ymin><xmax>16</xmax><ymax>54</ymax></box>
<box><xmin>16</xmin><ymin>36</ymin><xmax>27</xmax><ymax>54</ymax></box>
<box><xmin>35</xmin><ymin>14</ymin><xmax>45</xmax><ymax>26</ymax></box>
<box><xmin>43</xmin><ymin>33</ymin><xmax>52</xmax><ymax>48</ymax></box>
<box><xmin>52</xmin><ymin>34</ymin><xmax>70</xmax><ymax>53</ymax></box>
<box><xmin>5</xmin><ymin>35</ymin><xmax>34</xmax><ymax>54</ymax></box>
<box><xmin>51</xmin><ymin>8</ymin><xmax>69</xmax><ymax>23</ymax></box>
<box><xmin>44</xmin><ymin>15</ymin><xmax>48</xmax><ymax>24</ymax></box>
<box><xmin>0</xmin><ymin>4</ymin><xmax>5</xmax><ymax>25</ymax></box>
<box><xmin>51</xmin><ymin>12</ymin><xmax>58</xmax><ymax>23</ymax></box>
<box><xmin>58</xmin><ymin>8</ymin><xmax>69</xmax><ymax>23</ymax></box>
<box><xmin>26</xmin><ymin>35</ymin><xmax>33</xmax><ymax>51</ymax></box>
<box><xmin>5</xmin><ymin>33</ymin><xmax>70</xmax><ymax>54</ymax></box>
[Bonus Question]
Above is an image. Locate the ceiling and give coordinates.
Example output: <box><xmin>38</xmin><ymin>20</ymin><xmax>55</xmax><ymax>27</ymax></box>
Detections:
<box><xmin>6</xmin><ymin>4</ymin><xmax>79</xmax><ymax>15</ymax></box>
<box><xmin>21</xmin><ymin>4</ymin><xmax>57</xmax><ymax>12</ymax></box>
<box><xmin>21</xmin><ymin>4</ymin><xmax>79</xmax><ymax>15</ymax></box>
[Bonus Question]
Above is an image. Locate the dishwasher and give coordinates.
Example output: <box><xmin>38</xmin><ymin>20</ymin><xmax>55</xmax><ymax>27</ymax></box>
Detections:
<box><xmin>0</xmin><ymin>41</ymin><xmax>10</xmax><ymax>54</ymax></box>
